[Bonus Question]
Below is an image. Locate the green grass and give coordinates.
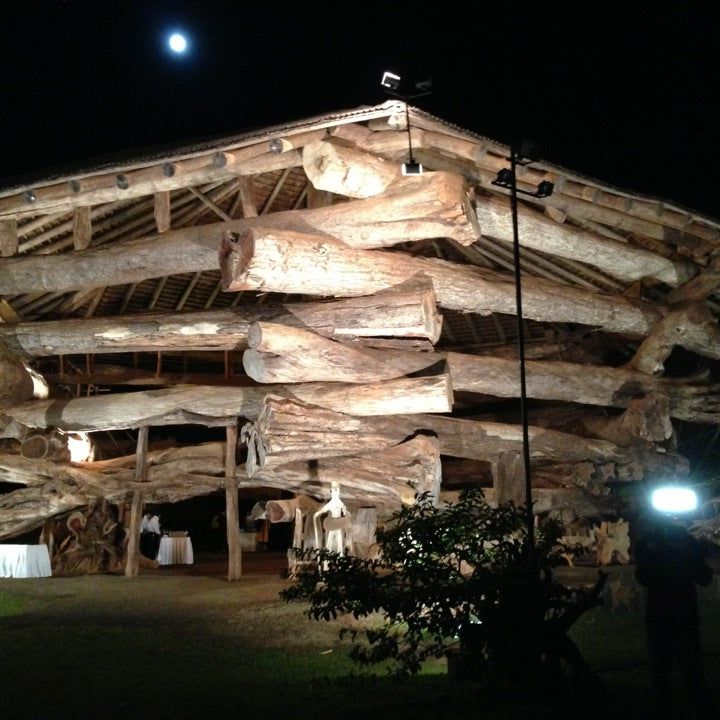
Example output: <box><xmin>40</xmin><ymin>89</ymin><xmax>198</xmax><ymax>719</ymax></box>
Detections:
<box><xmin>1</xmin><ymin>571</ymin><xmax>718</xmax><ymax>720</ymax></box>
<box><xmin>0</xmin><ymin>590</ymin><xmax>24</xmax><ymax>617</ymax></box>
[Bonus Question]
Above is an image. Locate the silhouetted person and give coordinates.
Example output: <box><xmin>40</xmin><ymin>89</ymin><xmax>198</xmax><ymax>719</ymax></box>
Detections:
<box><xmin>140</xmin><ymin>510</ymin><xmax>161</xmax><ymax>560</ymax></box>
<box><xmin>634</xmin><ymin>514</ymin><xmax>715</xmax><ymax>719</ymax></box>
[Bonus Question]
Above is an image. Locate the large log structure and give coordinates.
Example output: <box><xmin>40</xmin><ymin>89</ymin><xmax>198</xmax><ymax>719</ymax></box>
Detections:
<box><xmin>1</xmin><ymin>100</ymin><xmax>720</xmax><ymax>572</ymax></box>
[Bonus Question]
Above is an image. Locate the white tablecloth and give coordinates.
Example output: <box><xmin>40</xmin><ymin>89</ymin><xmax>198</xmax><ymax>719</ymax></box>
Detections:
<box><xmin>0</xmin><ymin>545</ymin><xmax>52</xmax><ymax>578</ymax></box>
<box><xmin>157</xmin><ymin>536</ymin><xmax>194</xmax><ymax>565</ymax></box>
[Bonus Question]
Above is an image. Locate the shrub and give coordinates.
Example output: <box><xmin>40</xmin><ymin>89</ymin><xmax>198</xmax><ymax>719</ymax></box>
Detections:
<box><xmin>281</xmin><ymin>489</ymin><xmax>606</xmax><ymax>688</ymax></box>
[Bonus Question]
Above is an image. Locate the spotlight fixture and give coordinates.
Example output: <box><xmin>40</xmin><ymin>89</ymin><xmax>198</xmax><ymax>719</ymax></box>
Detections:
<box><xmin>23</xmin><ymin>189</ymin><xmax>37</xmax><ymax>204</ymax></box>
<box><xmin>379</xmin><ymin>71</ymin><xmax>432</xmax><ymax>177</ymax></box>
<box><xmin>380</xmin><ymin>71</ymin><xmax>401</xmax><ymax>91</ymax></box>
<box><xmin>651</xmin><ymin>485</ymin><xmax>698</xmax><ymax>514</ymax></box>
<box><xmin>116</xmin><ymin>174</ymin><xmax>129</xmax><ymax>190</ymax></box>
<box><xmin>402</xmin><ymin>161</ymin><xmax>423</xmax><ymax>176</ymax></box>
<box><xmin>491</xmin><ymin>166</ymin><xmax>554</xmax><ymax>199</ymax></box>
<box><xmin>69</xmin><ymin>180</ymin><xmax>81</xmax><ymax>193</ymax></box>
<box><xmin>268</xmin><ymin>138</ymin><xmax>284</xmax><ymax>154</ymax></box>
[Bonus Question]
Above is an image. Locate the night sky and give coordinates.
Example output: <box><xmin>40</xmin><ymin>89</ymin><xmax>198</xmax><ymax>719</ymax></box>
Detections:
<box><xmin>1</xmin><ymin>2</ymin><xmax>720</xmax><ymax>219</ymax></box>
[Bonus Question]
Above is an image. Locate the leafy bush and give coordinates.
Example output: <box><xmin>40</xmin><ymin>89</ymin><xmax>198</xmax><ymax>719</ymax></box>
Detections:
<box><xmin>281</xmin><ymin>489</ymin><xmax>606</xmax><ymax>688</ymax></box>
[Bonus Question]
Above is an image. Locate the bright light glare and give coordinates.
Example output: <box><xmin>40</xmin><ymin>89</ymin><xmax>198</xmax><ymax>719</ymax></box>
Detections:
<box><xmin>168</xmin><ymin>33</ymin><xmax>188</xmax><ymax>53</ymax></box>
<box><xmin>651</xmin><ymin>486</ymin><xmax>698</xmax><ymax>514</ymax></box>
<box><xmin>68</xmin><ymin>433</ymin><xmax>93</xmax><ymax>463</ymax></box>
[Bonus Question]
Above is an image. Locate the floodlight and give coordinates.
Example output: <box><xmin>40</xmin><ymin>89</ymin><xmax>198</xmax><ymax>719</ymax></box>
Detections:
<box><xmin>402</xmin><ymin>161</ymin><xmax>423</xmax><ymax>176</ymax></box>
<box><xmin>381</xmin><ymin>71</ymin><xmax>401</xmax><ymax>91</ymax></box>
<box><xmin>650</xmin><ymin>485</ymin><xmax>698</xmax><ymax>514</ymax></box>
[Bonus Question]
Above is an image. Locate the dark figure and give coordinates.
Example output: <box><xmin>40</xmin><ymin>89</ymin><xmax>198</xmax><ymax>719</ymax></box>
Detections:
<box><xmin>634</xmin><ymin>515</ymin><xmax>715</xmax><ymax>719</ymax></box>
<box><xmin>140</xmin><ymin>511</ymin><xmax>162</xmax><ymax>560</ymax></box>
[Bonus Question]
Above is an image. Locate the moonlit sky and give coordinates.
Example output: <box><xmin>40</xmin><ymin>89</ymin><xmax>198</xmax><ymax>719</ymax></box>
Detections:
<box><xmin>1</xmin><ymin>2</ymin><xmax>720</xmax><ymax>218</ymax></box>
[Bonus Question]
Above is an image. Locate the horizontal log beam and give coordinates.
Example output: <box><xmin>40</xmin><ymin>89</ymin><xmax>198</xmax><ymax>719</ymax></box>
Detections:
<box><xmin>4</xmin><ymin>375</ymin><xmax>453</xmax><ymax>431</ymax></box>
<box><xmin>240</xmin><ymin>326</ymin><xmax>720</xmax><ymax>423</ymax></box>
<box><xmin>241</xmin><ymin>396</ymin><xmax>686</xmax><ymax>480</ymax></box>
<box><xmin>474</xmin><ymin>193</ymin><xmax>693</xmax><ymax>286</ymax></box>
<box><xmin>0</xmin><ymin>172</ymin><xmax>473</xmax><ymax>295</ymax></box>
<box><xmin>240</xmin><ymin>434</ymin><xmax>441</xmax><ymax>507</ymax></box>
<box><xmin>0</xmin><ymin>275</ymin><xmax>441</xmax><ymax>359</ymax></box>
<box><xmin>220</xmin><ymin>227</ymin><xmax>663</xmax><ymax>336</ymax></box>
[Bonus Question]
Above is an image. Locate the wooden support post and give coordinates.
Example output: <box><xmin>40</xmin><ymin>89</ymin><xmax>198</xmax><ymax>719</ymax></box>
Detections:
<box><xmin>72</xmin><ymin>206</ymin><xmax>92</xmax><ymax>250</ymax></box>
<box><xmin>0</xmin><ymin>218</ymin><xmax>18</xmax><ymax>257</ymax></box>
<box><xmin>154</xmin><ymin>191</ymin><xmax>171</xmax><ymax>233</ymax></box>
<box><xmin>491</xmin><ymin>451</ymin><xmax>526</xmax><ymax>507</ymax></box>
<box><xmin>225</xmin><ymin>423</ymin><xmax>242</xmax><ymax>580</ymax></box>
<box><xmin>125</xmin><ymin>425</ymin><xmax>149</xmax><ymax>578</ymax></box>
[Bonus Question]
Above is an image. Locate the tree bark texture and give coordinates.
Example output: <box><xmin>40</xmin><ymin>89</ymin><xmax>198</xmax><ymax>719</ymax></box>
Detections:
<box><xmin>0</xmin><ymin>276</ymin><xmax>441</xmax><ymax>359</ymax></box>
<box><xmin>219</xmin><ymin>227</ymin><xmax>664</xmax><ymax>337</ymax></box>
<box><xmin>0</xmin><ymin>171</ymin><xmax>474</xmax><ymax>295</ymax></box>
<box><xmin>4</xmin><ymin>375</ymin><xmax>453</xmax><ymax>431</ymax></box>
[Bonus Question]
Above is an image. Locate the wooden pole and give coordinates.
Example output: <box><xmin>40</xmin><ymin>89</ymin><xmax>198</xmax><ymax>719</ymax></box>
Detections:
<box><xmin>124</xmin><ymin>425</ymin><xmax>148</xmax><ymax>578</ymax></box>
<box><xmin>225</xmin><ymin>424</ymin><xmax>242</xmax><ymax>580</ymax></box>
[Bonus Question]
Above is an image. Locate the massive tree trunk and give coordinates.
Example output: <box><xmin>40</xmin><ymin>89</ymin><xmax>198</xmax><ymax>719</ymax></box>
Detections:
<box><xmin>240</xmin><ymin>396</ymin><xmax>686</xmax><ymax>480</ymax></box>
<box><xmin>240</xmin><ymin>434</ymin><xmax>442</xmax><ymax>508</ymax></box>
<box><xmin>4</xmin><ymin>375</ymin><xmax>453</xmax><ymax>431</ymax></box>
<box><xmin>220</xmin><ymin>227</ymin><xmax>663</xmax><ymax>337</ymax></box>
<box><xmin>628</xmin><ymin>304</ymin><xmax>720</xmax><ymax>376</ymax></box>
<box><xmin>0</xmin><ymin>172</ymin><xmax>474</xmax><ymax>295</ymax></box>
<box><xmin>0</xmin><ymin>443</ymin><xmax>226</xmax><ymax>539</ymax></box>
<box><xmin>0</xmin><ymin>275</ymin><xmax>442</xmax><ymax>358</ymax></box>
<box><xmin>243</xmin><ymin>322</ymin><xmax>441</xmax><ymax>383</ymax></box>
<box><xmin>0</xmin><ymin>352</ymin><xmax>35</xmax><ymax>408</ymax></box>
<box><xmin>302</xmin><ymin>140</ymin><xmax>400</xmax><ymax>198</ymax></box>
<box><xmin>474</xmin><ymin>192</ymin><xmax>693</xmax><ymax>285</ymax></box>
<box><xmin>241</xmin><ymin>330</ymin><xmax>720</xmax><ymax>423</ymax></box>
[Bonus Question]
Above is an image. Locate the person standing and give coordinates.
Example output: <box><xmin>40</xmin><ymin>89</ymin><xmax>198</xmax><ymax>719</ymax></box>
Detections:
<box><xmin>634</xmin><ymin>513</ymin><xmax>715</xmax><ymax>719</ymax></box>
<box><xmin>140</xmin><ymin>509</ymin><xmax>162</xmax><ymax>560</ymax></box>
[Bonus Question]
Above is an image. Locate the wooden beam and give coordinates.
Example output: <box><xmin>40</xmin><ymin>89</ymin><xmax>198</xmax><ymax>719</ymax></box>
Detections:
<box><xmin>628</xmin><ymin>304</ymin><xmax>720</xmax><ymax>376</ymax></box>
<box><xmin>666</xmin><ymin>254</ymin><xmax>720</xmax><ymax>306</ymax></box>
<box><xmin>303</xmin><ymin>140</ymin><xmax>400</xmax><ymax>198</ymax></box>
<box><xmin>241</xmin><ymin>396</ymin><xmax>686</xmax><ymax>475</ymax></box>
<box><xmin>0</xmin><ymin>172</ymin><xmax>476</xmax><ymax>295</ymax></box>
<box><xmin>220</xmin><ymin>227</ymin><xmax>664</xmax><ymax>337</ymax></box>
<box><xmin>124</xmin><ymin>426</ymin><xmax>148</xmax><ymax>578</ymax></box>
<box><xmin>4</xmin><ymin>375</ymin><xmax>454</xmax><ymax>431</ymax></box>
<box><xmin>474</xmin><ymin>193</ymin><xmax>694</xmax><ymax>286</ymax></box>
<box><xmin>225</xmin><ymin>424</ymin><xmax>242</xmax><ymax>580</ymax></box>
<box><xmin>236</xmin><ymin>177</ymin><xmax>258</xmax><ymax>218</ymax></box>
<box><xmin>153</xmin><ymin>191</ymin><xmax>171</xmax><ymax>233</ymax></box>
<box><xmin>0</xmin><ymin>279</ymin><xmax>441</xmax><ymax>358</ymax></box>
<box><xmin>0</xmin><ymin>218</ymin><xmax>18</xmax><ymax>257</ymax></box>
<box><xmin>72</xmin><ymin>206</ymin><xmax>92</xmax><ymax>251</ymax></box>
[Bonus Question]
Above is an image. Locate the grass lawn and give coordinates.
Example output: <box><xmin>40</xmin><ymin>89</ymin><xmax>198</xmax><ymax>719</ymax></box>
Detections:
<box><xmin>1</xmin><ymin>556</ymin><xmax>718</xmax><ymax>720</ymax></box>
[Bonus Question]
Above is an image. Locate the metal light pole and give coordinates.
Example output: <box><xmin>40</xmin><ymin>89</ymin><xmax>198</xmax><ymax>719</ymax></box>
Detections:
<box><xmin>493</xmin><ymin>144</ymin><xmax>554</xmax><ymax>551</ymax></box>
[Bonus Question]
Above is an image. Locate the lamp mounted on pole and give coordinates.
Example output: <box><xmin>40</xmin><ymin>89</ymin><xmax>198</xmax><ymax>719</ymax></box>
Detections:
<box><xmin>491</xmin><ymin>145</ymin><xmax>554</xmax><ymax>551</ymax></box>
<box><xmin>380</xmin><ymin>71</ymin><xmax>432</xmax><ymax>176</ymax></box>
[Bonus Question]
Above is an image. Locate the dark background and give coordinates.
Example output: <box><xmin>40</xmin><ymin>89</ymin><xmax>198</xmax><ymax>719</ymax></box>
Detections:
<box><xmin>1</xmin><ymin>1</ymin><xmax>719</xmax><ymax>219</ymax></box>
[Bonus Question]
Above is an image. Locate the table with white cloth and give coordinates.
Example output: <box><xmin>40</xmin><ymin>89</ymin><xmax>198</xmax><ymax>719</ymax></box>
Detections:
<box><xmin>157</xmin><ymin>535</ymin><xmax>194</xmax><ymax>565</ymax></box>
<box><xmin>0</xmin><ymin>544</ymin><xmax>52</xmax><ymax>578</ymax></box>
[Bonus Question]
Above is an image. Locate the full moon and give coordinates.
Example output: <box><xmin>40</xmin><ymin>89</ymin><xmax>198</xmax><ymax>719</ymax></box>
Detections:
<box><xmin>168</xmin><ymin>33</ymin><xmax>188</xmax><ymax>54</ymax></box>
